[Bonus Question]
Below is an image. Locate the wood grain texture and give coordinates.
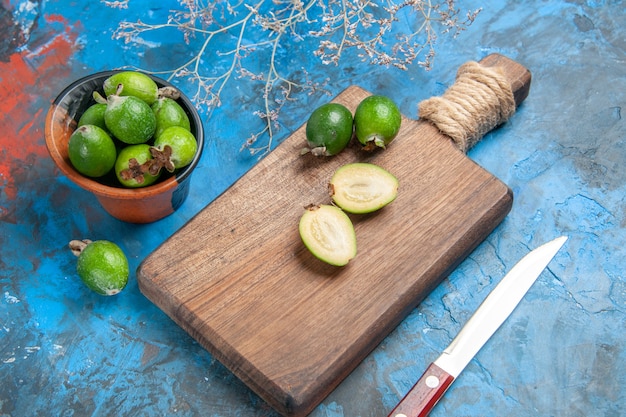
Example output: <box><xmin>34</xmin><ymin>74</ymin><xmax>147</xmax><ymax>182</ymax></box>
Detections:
<box><xmin>137</xmin><ymin>54</ymin><xmax>530</xmax><ymax>417</ymax></box>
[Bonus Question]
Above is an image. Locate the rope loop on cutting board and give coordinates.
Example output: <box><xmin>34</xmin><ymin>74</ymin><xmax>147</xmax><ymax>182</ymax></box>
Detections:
<box><xmin>418</xmin><ymin>61</ymin><xmax>516</xmax><ymax>153</ymax></box>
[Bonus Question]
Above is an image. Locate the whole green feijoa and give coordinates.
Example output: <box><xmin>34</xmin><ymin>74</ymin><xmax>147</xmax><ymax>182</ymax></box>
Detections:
<box><xmin>71</xmin><ymin>239</ymin><xmax>129</xmax><ymax>296</ymax></box>
<box><xmin>68</xmin><ymin>125</ymin><xmax>117</xmax><ymax>178</ymax></box>
<box><xmin>152</xmin><ymin>97</ymin><xmax>191</xmax><ymax>138</ymax></box>
<box><xmin>354</xmin><ymin>95</ymin><xmax>401</xmax><ymax>150</ymax></box>
<box><xmin>104</xmin><ymin>94</ymin><xmax>156</xmax><ymax>144</ymax></box>
<box><xmin>103</xmin><ymin>71</ymin><xmax>159</xmax><ymax>105</ymax></box>
<box><xmin>115</xmin><ymin>144</ymin><xmax>161</xmax><ymax>188</ymax></box>
<box><xmin>304</xmin><ymin>103</ymin><xmax>353</xmax><ymax>156</ymax></box>
<box><xmin>153</xmin><ymin>126</ymin><xmax>198</xmax><ymax>171</ymax></box>
<box><xmin>78</xmin><ymin>103</ymin><xmax>108</xmax><ymax>131</ymax></box>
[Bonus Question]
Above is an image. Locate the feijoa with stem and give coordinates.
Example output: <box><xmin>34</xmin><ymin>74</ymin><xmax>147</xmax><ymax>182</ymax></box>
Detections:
<box><xmin>103</xmin><ymin>94</ymin><xmax>156</xmax><ymax>144</ymax></box>
<box><xmin>329</xmin><ymin>163</ymin><xmax>398</xmax><ymax>214</ymax></box>
<box><xmin>303</xmin><ymin>103</ymin><xmax>353</xmax><ymax>156</ymax></box>
<box><xmin>103</xmin><ymin>70</ymin><xmax>181</xmax><ymax>105</ymax></box>
<box><xmin>103</xmin><ymin>71</ymin><xmax>159</xmax><ymax>105</ymax></box>
<box><xmin>69</xmin><ymin>239</ymin><xmax>129</xmax><ymax>296</ymax></box>
<box><xmin>353</xmin><ymin>95</ymin><xmax>401</xmax><ymax>150</ymax></box>
<box><xmin>67</xmin><ymin>124</ymin><xmax>117</xmax><ymax>178</ymax></box>
<box><xmin>94</xmin><ymin>86</ymin><xmax>156</xmax><ymax>145</ymax></box>
<box><xmin>299</xmin><ymin>204</ymin><xmax>357</xmax><ymax>266</ymax></box>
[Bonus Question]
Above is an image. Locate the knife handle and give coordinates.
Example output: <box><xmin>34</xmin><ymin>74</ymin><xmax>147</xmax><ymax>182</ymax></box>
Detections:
<box><xmin>387</xmin><ymin>362</ymin><xmax>455</xmax><ymax>417</ymax></box>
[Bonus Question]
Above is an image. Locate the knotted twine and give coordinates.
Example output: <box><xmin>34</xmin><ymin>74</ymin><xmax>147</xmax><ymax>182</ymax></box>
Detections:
<box><xmin>418</xmin><ymin>61</ymin><xmax>516</xmax><ymax>153</ymax></box>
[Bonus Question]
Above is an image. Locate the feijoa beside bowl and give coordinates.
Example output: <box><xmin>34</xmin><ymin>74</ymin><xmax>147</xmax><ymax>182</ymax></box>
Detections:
<box><xmin>45</xmin><ymin>71</ymin><xmax>204</xmax><ymax>223</ymax></box>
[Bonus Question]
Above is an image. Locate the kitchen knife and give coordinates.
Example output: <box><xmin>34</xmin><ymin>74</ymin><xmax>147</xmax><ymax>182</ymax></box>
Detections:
<box><xmin>387</xmin><ymin>235</ymin><xmax>568</xmax><ymax>417</ymax></box>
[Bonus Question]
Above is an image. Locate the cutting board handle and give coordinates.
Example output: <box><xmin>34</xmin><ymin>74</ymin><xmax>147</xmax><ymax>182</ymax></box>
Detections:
<box><xmin>418</xmin><ymin>53</ymin><xmax>531</xmax><ymax>152</ymax></box>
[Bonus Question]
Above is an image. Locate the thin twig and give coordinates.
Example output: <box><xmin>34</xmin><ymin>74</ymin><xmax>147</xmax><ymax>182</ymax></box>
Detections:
<box><xmin>106</xmin><ymin>0</ymin><xmax>480</xmax><ymax>157</ymax></box>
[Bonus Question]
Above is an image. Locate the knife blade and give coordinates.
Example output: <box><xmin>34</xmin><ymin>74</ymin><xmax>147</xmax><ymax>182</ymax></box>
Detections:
<box><xmin>387</xmin><ymin>235</ymin><xmax>568</xmax><ymax>417</ymax></box>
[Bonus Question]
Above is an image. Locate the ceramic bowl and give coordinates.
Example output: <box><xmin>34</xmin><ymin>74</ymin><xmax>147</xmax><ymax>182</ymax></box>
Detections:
<box><xmin>45</xmin><ymin>71</ymin><xmax>204</xmax><ymax>223</ymax></box>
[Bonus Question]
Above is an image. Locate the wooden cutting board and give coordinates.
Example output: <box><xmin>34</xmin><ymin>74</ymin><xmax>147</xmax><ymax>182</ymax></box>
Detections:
<box><xmin>137</xmin><ymin>54</ymin><xmax>531</xmax><ymax>417</ymax></box>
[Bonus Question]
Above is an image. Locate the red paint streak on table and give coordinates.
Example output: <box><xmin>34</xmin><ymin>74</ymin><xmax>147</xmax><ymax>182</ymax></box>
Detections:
<box><xmin>0</xmin><ymin>14</ymin><xmax>78</xmax><ymax>206</ymax></box>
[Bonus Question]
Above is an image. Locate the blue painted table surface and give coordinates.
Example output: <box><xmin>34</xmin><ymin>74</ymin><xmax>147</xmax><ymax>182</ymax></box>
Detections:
<box><xmin>1</xmin><ymin>1</ymin><xmax>624</xmax><ymax>416</ymax></box>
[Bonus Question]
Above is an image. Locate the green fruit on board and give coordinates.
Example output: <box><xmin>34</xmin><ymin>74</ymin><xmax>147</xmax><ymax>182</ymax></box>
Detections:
<box><xmin>104</xmin><ymin>94</ymin><xmax>156</xmax><ymax>144</ymax></box>
<box><xmin>71</xmin><ymin>239</ymin><xmax>129</xmax><ymax>296</ymax></box>
<box><xmin>103</xmin><ymin>71</ymin><xmax>159</xmax><ymax>105</ymax></box>
<box><xmin>354</xmin><ymin>95</ymin><xmax>401</xmax><ymax>150</ymax></box>
<box><xmin>153</xmin><ymin>126</ymin><xmax>197</xmax><ymax>171</ymax></box>
<box><xmin>67</xmin><ymin>124</ymin><xmax>117</xmax><ymax>178</ymax></box>
<box><xmin>298</xmin><ymin>204</ymin><xmax>357</xmax><ymax>267</ymax></box>
<box><xmin>152</xmin><ymin>97</ymin><xmax>191</xmax><ymax>138</ymax></box>
<box><xmin>329</xmin><ymin>163</ymin><xmax>399</xmax><ymax>214</ymax></box>
<box><xmin>304</xmin><ymin>103</ymin><xmax>353</xmax><ymax>156</ymax></box>
<box><xmin>115</xmin><ymin>144</ymin><xmax>161</xmax><ymax>188</ymax></box>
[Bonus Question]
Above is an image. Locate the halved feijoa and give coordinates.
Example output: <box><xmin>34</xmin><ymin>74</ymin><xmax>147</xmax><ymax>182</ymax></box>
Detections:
<box><xmin>299</xmin><ymin>204</ymin><xmax>357</xmax><ymax>266</ymax></box>
<box><xmin>329</xmin><ymin>163</ymin><xmax>398</xmax><ymax>214</ymax></box>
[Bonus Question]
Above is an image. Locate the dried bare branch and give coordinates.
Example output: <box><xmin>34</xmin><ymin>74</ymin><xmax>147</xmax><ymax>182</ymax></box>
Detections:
<box><xmin>106</xmin><ymin>0</ymin><xmax>480</xmax><ymax>156</ymax></box>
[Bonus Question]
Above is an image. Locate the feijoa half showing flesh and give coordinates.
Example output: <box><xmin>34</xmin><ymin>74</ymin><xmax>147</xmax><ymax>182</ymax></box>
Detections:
<box><xmin>329</xmin><ymin>163</ymin><xmax>398</xmax><ymax>214</ymax></box>
<box><xmin>299</xmin><ymin>204</ymin><xmax>357</xmax><ymax>266</ymax></box>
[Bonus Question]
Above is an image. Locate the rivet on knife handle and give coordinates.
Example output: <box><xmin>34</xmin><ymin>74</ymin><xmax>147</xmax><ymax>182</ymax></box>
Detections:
<box><xmin>387</xmin><ymin>362</ymin><xmax>454</xmax><ymax>417</ymax></box>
